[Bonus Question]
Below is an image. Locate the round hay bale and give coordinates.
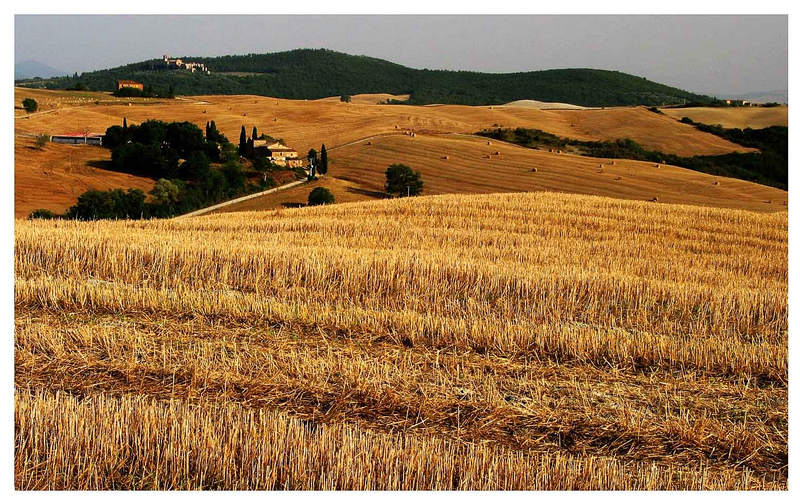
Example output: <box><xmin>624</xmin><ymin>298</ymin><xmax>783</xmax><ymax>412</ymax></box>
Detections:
<box><xmin>530</xmin><ymin>167</ymin><xmax>537</xmax><ymax>172</ymax></box>
<box><xmin>712</xmin><ymin>181</ymin><xmax>720</xmax><ymax>186</ymax></box>
<box><xmin>651</xmin><ymin>197</ymin><xmax>659</xmax><ymax>202</ymax></box>
<box><xmin>494</xmin><ymin>151</ymin><xmax>500</xmax><ymax>155</ymax></box>
<box><xmin>366</xmin><ymin>141</ymin><xmax>372</xmax><ymax>145</ymax></box>
<box><xmin>487</xmin><ymin>141</ymin><xmax>492</xmax><ymax>145</ymax></box>
<box><xmin>615</xmin><ymin>176</ymin><xmax>622</xmax><ymax>181</ymax></box>
<box><xmin>442</xmin><ymin>155</ymin><xmax>450</xmax><ymax>160</ymax></box>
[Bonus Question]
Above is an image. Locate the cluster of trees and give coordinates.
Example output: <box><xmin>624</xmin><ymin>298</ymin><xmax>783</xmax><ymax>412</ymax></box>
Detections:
<box><xmin>25</xmin><ymin>49</ymin><xmax>714</xmax><ymax>107</ymax></box>
<box><xmin>38</xmin><ymin>118</ymin><xmax>277</xmax><ymax>220</ymax></box>
<box><xmin>306</xmin><ymin>145</ymin><xmax>328</xmax><ymax>179</ymax></box>
<box><xmin>477</xmin><ymin>125</ymin><xmax>788</xmax><ymax>190</ymax></box>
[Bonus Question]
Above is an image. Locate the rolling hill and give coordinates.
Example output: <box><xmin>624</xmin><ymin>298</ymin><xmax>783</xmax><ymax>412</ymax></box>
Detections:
<box><xmin>14</xmin><ymin>88</ymin><xmax>775</xmax><ymax>218</ymax></box>
<box><xmin>662</xmin><ymin>106</ymin><xmax>788</xmax><ymax>129</ymax></box>
<box><xmin>16</xmin><ymin>49</ymin><xmax>714</xmax><ymax>107</ymax></box>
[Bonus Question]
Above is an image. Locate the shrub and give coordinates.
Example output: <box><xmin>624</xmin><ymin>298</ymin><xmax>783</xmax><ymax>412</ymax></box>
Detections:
<box><xmin>308</xmin><ymin>187</ymin><xmax>335</xmax><ymax>206</ymax></box>
<box><xmin>22</xmin><ymin>98</ymin><xmax>38</xmax><ymax>113</ymax></box>
<box><xmin>28</xmin><ymin>209</ymin><xmax>56</xmax><ymax>219</ymax></box>
<box><xmin>385</xmin><ymin>164</ymin><xmax>423</xmax><ymax>197</ymax></box>
<box><xmin>340</xmin><ymin>94</ymin><xmax>351</xmax><ymax>103</ymax></box>
<box><xmin>34</xmin><ymin>134</ymin><xmax>49</xmax><ymax>149</ymax></box>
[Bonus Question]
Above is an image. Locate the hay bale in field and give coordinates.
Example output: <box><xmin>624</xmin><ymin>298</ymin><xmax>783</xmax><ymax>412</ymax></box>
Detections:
<box><xmin>654</xmin><ymin>164</ymin><xmax>660</xmax><ymax>168</ymax></box>
<box><xmin>712</xmin><ymin>181</ymin><xmax>720</xmax><ymax>186</ymax></box>
<box><xmin>611</xmin><ymin>160</ymin><xmax>616</xmax><ymax>165</ymax></box>
<box><xmin>442</xmin><ymin>155</ymin><xmax>450</xmax><ymax>160</ymax></box>
<box><xmin>615</xmin><ymin>176</ymin><xmax>623</xmax><ymax>181</ymax></box>
<box><xmin>530</xmin><ymin>167</ymin><xmax>537</xmax><ymax>172</ymax></box>
<box><xmin>494</xmin><ymin>151</ymin><xmax>500</xmax><ymax>155</ymax></box>
<box><xmin>487</xmin><ymin>141</ymin><xmax>492</xmax><ymax>145</ymax></box>
<box><xmin>651</xmin><ymin>197</ymin><xmax>659</xmax><ymax>202</ymax></box>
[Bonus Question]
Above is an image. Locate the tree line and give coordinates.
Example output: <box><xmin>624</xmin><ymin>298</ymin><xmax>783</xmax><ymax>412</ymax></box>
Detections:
<box><xmin>19</xmin><ymin>49</ymin><xmax>714</xmax><ymax>107</ymax></box>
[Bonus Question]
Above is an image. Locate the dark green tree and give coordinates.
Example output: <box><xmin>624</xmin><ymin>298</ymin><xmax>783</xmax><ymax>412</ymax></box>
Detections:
<box><xmin>308</xmin><ymin>187</ymin><xmax>335</xmax><ymax>206</ymax></box>
<box><xmin>22</xmin><ymin>98</ymin><xmax>37</xmax><ymax>113</ymax></box>
<box><xmin>252</xmin><ymin>126</ymin><xmax>258</xmax><ymax>141</ymax></box>
<box><xmin>319</xmin><ymin>144</ymin><xmax>328</xmax><ymax>175</ymax></box>
<box><xmin>385</xmin><ymin>164</ymin><xmax>423</xmax><ymax>197</ymax></box>
<box><xmin>239</xmin><ymin>125</ymin><xmax>247</xmax><ymax>155</ymax></box>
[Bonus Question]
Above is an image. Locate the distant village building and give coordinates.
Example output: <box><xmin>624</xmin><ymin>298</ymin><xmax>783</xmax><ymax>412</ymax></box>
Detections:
<box><xmin>116</xmin><ymin>79</ymin><xmax>144</xmax><ymax>91</ymax></box>
<box><xmin>50</xmin><ymin>132</ymin><xmax>104</xmax><ymax>146</ymax></box>
<box><xmin>254</xmin><ymin>141</ymin><xmax>304</xmax><ymax>168</ymax></box>
<box><xmin>162</xmin><ymin>54</ymin><xmax>211</xmax><ymax>74</ymax></box>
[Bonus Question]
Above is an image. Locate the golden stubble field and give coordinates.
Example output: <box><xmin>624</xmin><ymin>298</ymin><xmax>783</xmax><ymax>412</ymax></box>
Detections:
<box><xmin>662</xmin><ymin>106</ymin><xmax>788</xmax><ymax>129</ymax></box>
<box><xmin>16</xmin><ymin>87</ymin><xmax>770</xmax><ymax>217</ymax></box>
<box><xmin>15</xmin><ymin>191</ymin><xmax>787</xmax><ymax>490</ymax></box>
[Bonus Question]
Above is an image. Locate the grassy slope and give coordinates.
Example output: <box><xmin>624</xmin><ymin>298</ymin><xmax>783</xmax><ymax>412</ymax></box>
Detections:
<box><xmin>15</xmin><ymin>191</ymin><xmax>787</xmax><ymax>489</ymax></box>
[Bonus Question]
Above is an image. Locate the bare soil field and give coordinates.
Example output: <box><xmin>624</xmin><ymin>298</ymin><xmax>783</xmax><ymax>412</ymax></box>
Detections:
<box><xmin>15</xmin><ymin>191</ymin><xmax>787</xmax><ymax>489</ymax></box>
<box><xmin>662</xmin><ymin>106</ymin><xmax>788</xmax><ymax>129</ymax></box>
<box><xmin>14</xmin><ymin>136</ymin><xmax>154</xmax><ymax>218</ymax></box>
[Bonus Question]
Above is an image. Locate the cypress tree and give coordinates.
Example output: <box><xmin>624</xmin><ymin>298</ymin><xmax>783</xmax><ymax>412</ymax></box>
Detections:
<box><xmin>252</xmin><ymin>126</ymin><xmax>258</xmax><ymax>141</ymax></box>
<box><xmin>239</xmin><ymin>125</ymin><xmax>247</xmax><ymax>155</ymax></box>
<box><xmin>320</xmin><ymin>144</ymin><xmax>328</xmax><ymax>175</ymax></box>
<box><xmin>122</xmin><ymin>117</ymin><xmax>128</xmax><ymax>132</ymax></box>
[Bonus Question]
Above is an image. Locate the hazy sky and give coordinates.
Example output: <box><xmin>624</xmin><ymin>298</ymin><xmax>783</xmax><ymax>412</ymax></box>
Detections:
<box><xmin>15</xmin><ymin>15</ymin><xmax>787</xmax><ymax>96</ymax></box>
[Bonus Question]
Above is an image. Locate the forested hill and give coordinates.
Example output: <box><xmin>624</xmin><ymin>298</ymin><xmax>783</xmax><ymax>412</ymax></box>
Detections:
<box><xmin>16</xmin><ymin>49</ymin><xmax>713</xmax><ymax>107</ymax></box>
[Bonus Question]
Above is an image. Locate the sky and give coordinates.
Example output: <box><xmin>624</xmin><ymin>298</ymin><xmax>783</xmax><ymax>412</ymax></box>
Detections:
<box><xmin>14</xmin><ymin>15</ymin><xmax>788</xmax><ymax>96</ymax></box>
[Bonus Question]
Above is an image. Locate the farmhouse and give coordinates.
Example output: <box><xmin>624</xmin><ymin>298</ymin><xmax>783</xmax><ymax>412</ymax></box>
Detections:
<box><xmin>254</xmin><ymin>141</ymin><xmax>305</xmax><ymax>168</ymax></box>
<box><xmin>50</xmin><ymin>132</ymin><xmax>104</xmax><ymax>146</ymax></box>
<box><xmin>116</xmin><ymin>80</ymin><xmax>143</xmax><ymax>91</ymax></box>
<box><xmin>162</xmin><ymin>54</ymin><xmax>211</xmax><ymax>74</ymax></box>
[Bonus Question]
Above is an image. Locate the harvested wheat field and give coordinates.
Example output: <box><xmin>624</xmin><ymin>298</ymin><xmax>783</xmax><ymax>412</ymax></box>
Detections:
<box><xmin>662</xmin><ymin>106</ymin><xmax>788</xmax><ymax>129</ymax></box>
<box><xmin>15</xmin><ymin>191</ymin><xmax>787</xmax><ymax>490</ymax></box>
<box><xmin>212</xmin><ymin>176</ymin><xmax>378</xmax><ymax>213</ymax></box>
<box><xmin>15</xmin><ymin>88</ymin><xmax>749</xmax><ymax>157</ymax></box>
<box><xmin>328</xmin><ymin>133</ymin><xmax>785</xmax><ymax>212</ymax></box>
<box><xmin>14</xmin><ymin>88</ymin><xmax>758</xmax><ymax>216</ymax></box>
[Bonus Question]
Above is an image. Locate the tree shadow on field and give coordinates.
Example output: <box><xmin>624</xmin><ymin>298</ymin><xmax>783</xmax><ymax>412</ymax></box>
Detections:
<box><xmin>281</xmin><ymin>202</ymin><xmax>306</xmax><ymax>208</ymax></box>
<box><xmin>345</xmin><ymin>187</ymin><xmax>389</xmax><ymax>199</ymax></box>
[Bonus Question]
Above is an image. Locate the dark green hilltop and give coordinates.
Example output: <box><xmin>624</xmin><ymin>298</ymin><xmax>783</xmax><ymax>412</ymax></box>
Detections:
<box><xmin>16</xmin><ymin>48</ymin><xmax>714</xmax><ymax>107</ymax></box>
